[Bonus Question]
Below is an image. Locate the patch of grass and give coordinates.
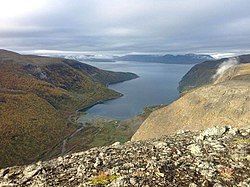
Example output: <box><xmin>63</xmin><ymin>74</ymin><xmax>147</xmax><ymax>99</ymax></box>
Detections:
<box><xmin>91</xmin><ymin>172</ymin><xmax>119</xmax><ymax>185</ymax></box>
<box><xmin>116</xmin><ymin>136</ymin><xmax>127</xmax><ymax>143</ymax></box>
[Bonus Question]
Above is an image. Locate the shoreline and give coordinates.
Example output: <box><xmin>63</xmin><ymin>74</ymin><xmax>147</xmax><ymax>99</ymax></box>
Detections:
<box><xmin>78</xmin><ymin>74</ymin><xmax>139</xmax><ymax>113</ymax></box>
<box><xmin>77</xmin><ymin>93</ymin><xmax>123</xmax><ymax>113</ymax></box>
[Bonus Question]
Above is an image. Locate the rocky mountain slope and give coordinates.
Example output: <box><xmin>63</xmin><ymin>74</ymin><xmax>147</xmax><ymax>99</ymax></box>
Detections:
<box><xmin>0</xmin><ymin>126</ymin><xmax>249</xmax><ymax>186</ymax></box>
<box><xmin>0</xmin><ymin>49</ymin><xmax>138</xmax><ymax>168</ymax></box>
<box><xmin>132</xmin><ymin>56</ymin><xmax>250</xmax><ymax>141</ymax></box>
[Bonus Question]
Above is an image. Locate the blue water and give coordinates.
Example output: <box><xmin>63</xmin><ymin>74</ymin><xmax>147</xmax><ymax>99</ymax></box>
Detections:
<box><xmin>80</xmin><ymin>61</ymin><xmax>193</xmax><ymax>120</ymax></box>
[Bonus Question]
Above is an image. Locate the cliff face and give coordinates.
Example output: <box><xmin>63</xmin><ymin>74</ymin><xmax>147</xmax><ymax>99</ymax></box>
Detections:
<box><xmin>0</xmin><ymin>126</ymin><xmax>249</xmax><ymax>186</ymax></box>
<box><xmin>0</xmin><ymin>49</ymin><xmax>138</xmax><ymax>168</ymax></box>
<box><xmin>132</xmin><ymin>59</ymin><xmax>250</xmax><ymax>141</ymax></box>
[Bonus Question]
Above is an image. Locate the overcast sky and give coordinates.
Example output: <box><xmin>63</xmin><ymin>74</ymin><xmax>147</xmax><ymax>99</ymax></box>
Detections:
<box><xmin>0</xmin><ymin>0</ymin><xmax>250</xmax><ymax>56</ymax></box>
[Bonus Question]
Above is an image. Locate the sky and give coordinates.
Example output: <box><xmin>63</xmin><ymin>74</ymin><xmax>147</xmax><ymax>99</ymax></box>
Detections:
<box><xmin>0</xmin><ymin>0</ymin><xmax>250</xmax><ymax>56</ymax></box>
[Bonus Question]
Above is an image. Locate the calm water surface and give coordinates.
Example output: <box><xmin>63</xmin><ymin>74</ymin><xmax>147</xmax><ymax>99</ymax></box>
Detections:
<box><xmin>80</xmin><ymin>61</ymin><xmax>193</xmax><ymax>120</ymax></box>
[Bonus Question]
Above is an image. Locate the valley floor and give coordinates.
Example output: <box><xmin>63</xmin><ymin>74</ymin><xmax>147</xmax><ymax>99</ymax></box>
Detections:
<box><xmin>42</xmin><ymin>106</ymin><xmax>161</xmax><ymax>160</ymax></box>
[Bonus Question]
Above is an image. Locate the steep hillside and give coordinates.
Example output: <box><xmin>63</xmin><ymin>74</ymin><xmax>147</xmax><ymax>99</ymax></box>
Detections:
<box><xmin>132</xmin><ymin>61</ymin><xmax>250</xmax><ymax>141</ymax></box>
<box><xmin>178</xmin><ymin>54</ymin><xmax>250</xmax><ymax>93</ymax></box>
<box><xmin>0</xmin><ymin>49</ymin><xmax>138</xmax><ymax>168</ymax></box>
<box><xmin>0</xmin><ymin>126</ymin><xmax>249</xmax><ymax>186</ymax></box>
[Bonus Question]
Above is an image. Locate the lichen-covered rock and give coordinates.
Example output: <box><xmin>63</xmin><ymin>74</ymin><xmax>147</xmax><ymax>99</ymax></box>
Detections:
<box><xmin>0</xmin><ymin>126</ymin><xmax>249</xmax><ymax>187</ymax></box>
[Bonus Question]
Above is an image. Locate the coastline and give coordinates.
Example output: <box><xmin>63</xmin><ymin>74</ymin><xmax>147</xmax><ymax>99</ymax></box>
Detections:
<box><xmin>77</xmin><ymin>93</ymin><xmax>123</xmax><ymax>113</ymax></box>
<box><xmin>77</xmin><ymin>74</ymin><xmax>139</xmax><ymax>113</ymax></box>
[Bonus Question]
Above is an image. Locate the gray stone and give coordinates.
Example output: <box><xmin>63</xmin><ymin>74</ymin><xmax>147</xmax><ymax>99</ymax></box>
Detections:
<box><xmin>189</xmin><ymin>183</ymin><xmax>197</xmax><ymax>187</ymax></box>
<box><xmin>0</xmin><ymin>168</ymin><xmax>9</xmax><ymax>178</ymax></box>
<box><xmin>153</xmin><ymin>141</ymin><xmax>168</xmax><ymax>149</ymax></box>
<box><xmin>93</xmin><ymin>157</ymin><xmax>102</xmax><ymax>168</ymax></box>
<box><xmin>187</xmin><ymin>144</ymin><xmax>202</xmax><ymax>156</ymax></box>
<box><xmin>129</xmin><ymin>177</ymin><xmax>137</xmax><ymax>185</ymax></box>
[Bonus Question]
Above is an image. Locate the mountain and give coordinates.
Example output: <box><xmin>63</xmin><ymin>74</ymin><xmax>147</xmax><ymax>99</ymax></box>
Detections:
<box><xmin>0</xmin><ymin>49</ymin><xmax>138</xmax><ymax>168</ymax></box>
<box><xmin>41</xmin><ymin>53</ymin><xmax>214</xmax><ymax>64</ymax></box>
<box><xmin>115</xmin><ymin>54</ymin><xmax>214</xmax><ymax>64</ymax></box>
<box><xmin>132</xmin><ymin>55</ymin><xmax>250</xmax><ymax>141</ymax></box>
<box><xmin>1</xmin><ymin>126</ymin><xmax>249</xmax><ymax>186</ymax></box>
<box><xmin>47</xmin><ymin>54</ymin><xmax>116</xmax><ymax>63</ymax></box>
<box><xmin>1</xmin><ymin>52</ymin><xmax>249</xmax><ymax>186</ymax></box>
<box><xmin>178</xmin><ymin>54</ymin><xmax>250</xmax><ymax>93</ymax></box>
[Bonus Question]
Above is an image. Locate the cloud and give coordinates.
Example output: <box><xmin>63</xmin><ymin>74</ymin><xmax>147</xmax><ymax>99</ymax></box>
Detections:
<box><xmin>0</xmin><ymin>0</ymin><xmax>250</xmax><ymax>54</ymax></box>
<box><xmin>213</xmin><ymin>57</ymin><xmax>239</xmax><ymax>79</ymax></box>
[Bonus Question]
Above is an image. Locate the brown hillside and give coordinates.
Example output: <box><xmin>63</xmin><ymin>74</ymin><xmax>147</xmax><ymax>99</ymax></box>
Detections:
<box><xmin>0</xmin><ymin>49</ymin><xmax>137</xmax><ymax>168</ymax></box>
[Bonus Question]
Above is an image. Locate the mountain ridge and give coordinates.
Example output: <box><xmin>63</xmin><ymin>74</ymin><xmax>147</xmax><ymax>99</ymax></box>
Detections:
<box><xmin>114</xmin><ymin>54</ymin><xmax>214</xmax><ymax>64</ymax></box>
<box><xmin>39</xmin><ymin>52</ymin><xmax>214</xmax><ymax>64</ymax></box>
<box><xmin>178</xmin><ymin>54</ymin><xmax>250</xmax><ymax>93</ymax></box>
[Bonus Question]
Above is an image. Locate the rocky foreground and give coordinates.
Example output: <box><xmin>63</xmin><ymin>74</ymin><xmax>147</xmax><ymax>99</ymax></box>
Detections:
<box><xmin>1</xmin><ymin>126</ymin><xmax>250</xmax><ymax>187</ymax></box>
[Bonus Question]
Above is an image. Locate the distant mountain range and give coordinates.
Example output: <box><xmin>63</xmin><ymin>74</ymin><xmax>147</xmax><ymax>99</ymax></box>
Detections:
<box><xmin>45</xmin><ymin>53</ymin><xmax>214</xmax><ymax>64</ymax></box>
<box><xmin>41</xmin><ymin>54</ymin><xmax>116</xmax><ymax>63</ymax></box>
<box><xmin>114</xmin><ymin>54</ymin><xmax>214</xmax><ymax>64</ymax></box>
